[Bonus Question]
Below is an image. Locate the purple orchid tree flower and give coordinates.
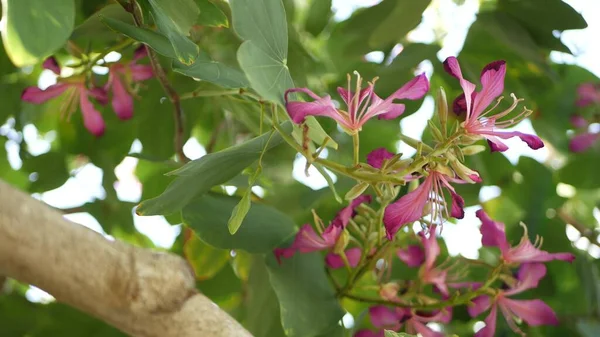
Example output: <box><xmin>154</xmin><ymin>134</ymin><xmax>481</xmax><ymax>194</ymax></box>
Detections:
<box><xmin>396</xmin><ymin>244</ymin><xmax>425</xmax><ymax>267</ymax></box>
<box><xmin>443</xmin><ymin>57</ymin><xmax>544</xmax><ymax>152</ymax></box>
<box><xmin>284</xmin><ymin>72</ymin><xmax>429</xmax><ymax>134</ymax></box>
<box><xmin>22</xmin><ymin>57</ymin><xmax>108</xmax><ymax>136</ymax></box>
<box><xmin>568</xmin><ymin>115</ymin><xmax>599</xmax><ymax>152</ymax></box>
<box><xmin>468</xmin><ymin>263</ymin><xmax>559</xmax><ymax>337</ymax></box>
<box><xmin>576</xmin><ymin>82</ymin><xmax>600</xmax><ymax>107</ymax></box>
<box><xmin>104</xmin><ymin>46</ymin><xmax>154</xmax><ymax>120</ymax></box>
<box><xmin>274</xmin><ymin>196</ymin><xmax>371</xmax><ymax>268</ymax></box>
<box><xmin>476</xmin><ymin>210</ymin><xmax>575</xmax><ymax>264</ymax></box>
<box><xmin>354</xmin><ymin>305</ymin><xmax>450</xmax><ymax>337</ymax></box>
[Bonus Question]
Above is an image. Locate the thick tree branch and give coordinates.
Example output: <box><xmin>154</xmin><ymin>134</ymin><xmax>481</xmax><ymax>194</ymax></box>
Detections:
<box><xmin>0</xmin><ymin>180</ymin><xmax>252</xmax><ymax>337</ymax></box>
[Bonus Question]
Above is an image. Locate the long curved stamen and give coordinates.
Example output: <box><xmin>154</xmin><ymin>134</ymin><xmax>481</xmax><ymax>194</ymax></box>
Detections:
<box><xmin>493</xmin><ymin>107</ymin><xmax>533</xmax><ymax>128</ymax></box>
<box><xmin>350</xmin><ymin>71</ymin><xmax>363</xmax><ymax>123</ymax></box>
<box><xmin>491</xmin><ymin>93</ymin><xmax>524</xmax><ymax>120</ymax></box>
<box><xmin>477</xmin><ymin>95</ymin><xmax>505</xmax><ymax>120</ymax></box>
<box><xmin>356</xmin><ymin>80</ymin><xmax>377</xmax><ymax>124</ymax></box>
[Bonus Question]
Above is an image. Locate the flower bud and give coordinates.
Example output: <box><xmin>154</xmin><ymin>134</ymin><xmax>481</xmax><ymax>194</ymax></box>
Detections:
<box><xmin>388</xmin><ymin>158</ymin><xmax>413</xmax><ymax>172</ymax></box>
<box><xmin>433</xmin><ymin>163</ymin><xmax>454</xmax><ymax>178</ymax></box>
<box><xmin>462</xmin><ymin>144</ymin><xmax>486</xmax><ymax>156</ymax></box>
<box><xmin>436</xmin><ymin>87</ymin><xmax>448</xmax><ymax>136</ymax></box>
<box><xmin>379</xmin><ymin>282</ymin><xmax>400</xmax><ymax>301</ymax></box>
<box><xmin>450</xmin><ymin>159</ymin><xmax>482</xmax><ymax>183</ymax></box>
<box><xmin>344</xmin><ymin>182</ymin><xmax>369</xmax><ymax>200</ymax></box>
<box><xmin>428</xmin><ymin>120</ymin><xmax>444</xmax><ymax>142</ymax></box>
<box><xmin>333</xmin><ymin>230</ymin><xmax>350</xmax><ymax>255</ymax></box>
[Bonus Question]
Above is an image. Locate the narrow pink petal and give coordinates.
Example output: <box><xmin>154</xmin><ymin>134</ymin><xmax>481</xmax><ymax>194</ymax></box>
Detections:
<box><xmin>285</xmin><ymin>88</ymin><xmax>343</xmax><ymax>125</ymax></box>
<box><xmin>486</xmin><ymin>137</ymin><xmax>509</xmax><ymax>152</ymax></box>
<box><xmin>468</xmin><ymin>295</ymin><xmax>492</xmax><ymax>317</ymax></box>
<box><xmin>367</xmin><ymin>147</ymin><xmax>395</xmax><ymax>169</ymax></box>
<box><xmin>449</xmin><ymin>189</ymin><xmax>465</xmax><ymax>219</ymax></box>
<box><xmin>569</xmin><ymin>132</ymin><xmax>600</xmax><ymax>152</ymax></box>
<box><xmin>476</xmin><ymin>209</ymin><xmax>510</xmax><ymax>253</ymax></box>
<box><xmin>384</xmin><ymin>176</ymin><xmax>433</xmax><ymax>239</ymax></box>
<box><xmin>354</xmin><ymin>329</ymin><xmax>383</xmax><ymax>337</ymax></box>
<box><xmin>43</xmin><ymin>57</ymin><xmax>61</xmax><ymax>75</ymax></box>
<box><xmin>505</xmin><ymin>263</ymin><xmax>547</xmax><ymax>295</ymax></box>
<box><xmin>331</xmin><ymin>195</ymin><xmax>372</xmax><ymax>228</ymax></box>
<box><xmin>422</xmin><ymin>228</ymin><xmax>440</xmax><ymax>270</ymax></box>
<box><xmin>443</xmin><ymin>57</ymin><xmax>464</xmax><ymax>79</ymax></box>
<box><xmin>377</xmin><ymin>103</ymin><xmax>405</xmax><ymax>120</ymax></box>
<box><xmin>79</xmin><ymin>91</ymin><xmax>106</xmax><ymax>137</ymax></box>
<box><xmin>501</xmin><ymin>298</ymin><xmax>558</xmax><ymax>326</ymax></box>
<box><xmin>576</xmin><ymin>83</ymin><xmax>600</xmax><ymax>107</ymax></box>
<box><xmin>506</xmin><ymin>236</ymin><xmax>576</xmax><ymax>264</ymax></box>
<box><xmin>471</xmin><ymin>60</ymin><xmax>506</xmax><ymax>119</ymax></box>
<box><xmin>369</xmin><ymin>306</ymin><xmax>400</xmax><ymax>329</ymax></box>
<box><xmin>110</xmin><ymin>76</ymin><xmax>134</xmax><ymax>120</ymax></box>
<box><xmin>325</xmin><ymin>247</ymin><xmax>362</xmax><ymax>269</ymax></box>
<box><xmin>130</xmin><ymin>64</ymin><xmax>154</xmax><ymax>81</ymax></box>
<box><xmin>293</xmin><ymin>224</ymin><xmax>340</xmax><ymax>253</ymax></box>
<box><xmin>443</xmin><ymin>57</ymin><xmax>476</xmax><ymax>120</ymax></box>
<box><xmin>389</xmin><ymin>73</ymin><xmax>430</xmax><ymax>100</ymax></box>
<box><xmin>570</xmin><ymin>115</ymin><xmax>588</xmax><ymax>128</ymax></box>
<box><xmin>479</xmin><ymin>130</ymin><xmax>544</xmax><ymax>150</ymax></box>
<box><xmin>410</xmin><ymin>319</ymin><xmax>444</xmax><ymax>337</ymax></box>
<box><xmin>273</xmin><ymin>247</ymin><xmax>295</xmax><ymax>264</ymax></box>
<box><xmin>21</xmin><ymin>83</ymin><xmax>70</xmax><ymax>104</ymax></box>
<box><xmin>474</xmin><ymin>304</ymin><xmax>497</xmax><ymax>337</ymax></box>
<box><xmin>336</xmin><ymin>86</ymin><xmax>372</xmax><ymax>108</ymax></box>
<box><xmin>396</xmin><ymin>245</ymin><xmax>425</xmax><ymax>267</ymax></box>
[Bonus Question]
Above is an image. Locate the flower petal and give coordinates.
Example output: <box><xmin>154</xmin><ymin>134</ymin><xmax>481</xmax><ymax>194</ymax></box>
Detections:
<box><xmin>471</xmin><ymin>60</ymin><xmax>506</xmax><ymax>119</ymax></box>
<box><xmin>501</xmin><ymin>298</ymin><xmax>559</xmax><ymax>326</ymax></box>
<box><xmin>293</xmin><ymin>224</ymin><xmax>340</xmax><ymax>253</ymax></box>
<box><xmin>410</xmin><ymin>319</ymin><xmax>444</xmax><ymax>337</ymax></box>
<box><xmin>474</xmin><ymin>304</ymin><xmax>497</xmax><ymax>337</ymax></box>
<box><xmin>43</xmin><ymin>57</ymin><xmax>61</xmax><ymax>75</ymax></box>
<box><xmin>422</xmin><ymin>228</ymin><xmax>440</xmax><ymax>270</ymax></box>
<box><xmin>325</xmin><ymin>247</ymin><xmax>362</xmax><ymax>269</ymax></box>
<box><xmin>569</xmin><ymin>132</ymin><xmax>600</xmax><ymax>152</ymax></box>
<box><xmin>390</xmin><ymin>73</ymin><xmax>430</xmax><ymax>100</ymax></box>
<box><xmin>367</xmin><ymin>147</ymin><xmax>395</xmax><ymax>169</ymax></box>
<box><xmin>486</xmin><ymin>137</ymin><xmax>509</xmax><ymax>152</ymax></box>
<box><xmin>361</xmin><ymin>74</ymin><xmax>429</xmax><ymax>122</ymax></box>
<box><xmin>285</xmin><ymin>88</ymin><xmax>344</xmax><ymax>125</ymax></box>
<box><xmin>369</xmin><ymin>306</ymin><xmax>400</xmax><ymax>329</ymax></box>
<box><xmin>479</xmin><ymin>130</ymin><xmax>544</xmax><ymax>150</ymax></box>
<box><xmin>506</xmin><ymin>234</ymin><xmax>575</xmax><ymax>264</ymax></box>
<box><xmin>336</xmin><ymin>86</ymin><xmax>372</xmax><ymax>109</ymax></box>
<box><xmin>88</xmin><ymin>87</ymin><xmax>109</xmax><ymax>105</ymax></box>
<box><xmin>273</xmin><ymin>247</ymin><xmax>295</xmax><ymax>264</ymax></box>
<box><xmin>376</xmin><ymin>102</ymin><xmax>405</xmax><ymax>120</ymax></box>
<box><xmin>354</xmin><ymin>329</ymin><xmax>383</xmax><ymax>337</ymax></box>
<box><xmin>79</xmin><ymin>91</ymin><xmax>106</xmax><ymax>136</ymax></box>
<box><xmin>130</xmin><ymin>64</ymin><xmax>154</xmax><ymax>82</ymax></box>
<box><xmin>332</xmin><ymin>195</ymin><xmax>372</xmax><ymax>228</ymax></box>
<box><xmin>576</xmin><ymin>83</ymin><xmax>600</xmax><ymax>107</ymax></box>
<box><xmin>110</xmin><ymin>76</ymin><xmax>134</xmax><ymax>120</ymax></box>
<box><xmin>449</xmin><ymin>189</ymin><xmax>465</xmax><ymax>219</ymax></box>
<box><xmin>476</xmin><ymin>209</ymin><xmax>510</xmax><ymax>254</ymax></box>
<box><xmin>443</xmin><ymin>57</ymin><xmax>477</xmax><ymax>120</ymax></box>
<box><xmin>505</xmin><ymin>263</ymin><xmax>547</xmax><ymax>295</ymax></box>
<box><xmin>133</xmin><ymin>45</ymin><xmax>148</xmax><ymax>60</ymax></box>
<box><xmin>570</xmin><ymin>114</ymin><xmax>588</xmax><ymax>128</ymax></box>
<box><xmin>21</xmin><ymin>83</ymin><xmax>70</xmax><ymax>104</ymax></box>
<box><xmin>383</xmin><ymin>175</ymin><xmax>433</xmax><ymax>239</ymax></box>
<box><xmin>468</xmin><ymin>295</ymin><xmax>492</xmax><ymax>317</ymax></box>
<box><xmin>396</xmin><ymin>245</ymin><xmax>425</xmax><ymax>267</ymax></box>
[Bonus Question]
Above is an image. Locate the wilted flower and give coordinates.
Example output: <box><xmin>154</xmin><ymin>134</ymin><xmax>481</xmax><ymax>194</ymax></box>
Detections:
<box><xmin>477</xmin><ymin>209</ymin><xmax>575</xmax><ymax>264</ymax></box>
<box><xmin>468</xmin><ymin>263</ymin><xmax>559</xmax><ymax>337</ymax></box>
<box><xmin>104</xmin><ymin>46</ymin><xmax>154</xmax><ymax>120</ymax></box>
<box><xmin>22</xmin><ymin>57</ymin><xmax>108</xmax><ymax>136</ymax></box>
<box><xmin>285</xmin><ymin>72</ymin><xmax>429</xmax><ymax>134</ymax></box>
<box><xmin>444</xmin><ymin>57</ymin><xmax>544</xmax><ymax>152</ymax></box>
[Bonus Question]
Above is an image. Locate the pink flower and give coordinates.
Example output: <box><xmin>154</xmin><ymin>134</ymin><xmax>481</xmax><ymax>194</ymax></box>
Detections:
<box><xmin>419</xmin><ymin>227</ymin><xmax>449</xmax><ymax>296</ymax></box>
<box><xmin>22</xmin><ymin>57</ymin><xmax>108</xmax><ymax>136</ymax></box>
<box><xmin>383</xmin><ymin>170</ymin><xmax>465</xmax><ymax>239</ymax></box>
<box><xmin>396</xmin><ymin>244</ymin><xmax>425</xmax><ymax>267</ymax></box>
<box><xmin>363</xmin><ymin>305</ymin><xmax>449</xmax><ymax>337</ymax></box>
<box><xmin>576</xmin><ymin>82</ymin><xmax>600</xmax><ymax>107</ymax></box>
<box><xmin>367</xmin><ymin>147</ymin><xmax>396</xmax><ymax>169</ymax></box>
<box><xmin>274</xmin><ymin>196</ymin><xmax>371</xmax><ymax>266</ymax></box>
<box><xmin>568</xmin><ymin>115</ymin><xmax>599</xmax><ymax>152</ymax></box>
<box><xmin>443</xmin><ymin>57</ymin><xmax>544</xmax><ymax>152</ymax></box>
<box><xmin>104</xmin><ymin>46</ymin><xmax>154</xmax><ymax>120</ymax></box>
<box><xmin>468</xmin><ymin>263</ymin><xmax>559</xmax><ymax>337</ymax></box>
<box><xmin>476</xmin><ymin>209</ymin><xmax>575</xmax><ymax>264</ymax></box>
<box><xmin>285</xmin><ymin>73</ymin><xmax>429</xmax><ymax>134</ymax></box>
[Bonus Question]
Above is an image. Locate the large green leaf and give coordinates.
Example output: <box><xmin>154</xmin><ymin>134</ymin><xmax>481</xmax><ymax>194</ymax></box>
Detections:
<box><xmin>304</xmin><ymin>0</ymin><xmax>332</xmax><ymax>37</ymax></box>
<box><xmin>230</xmin><ymin>0</ymin><xmax>293</xmax><ymax>105</ymax></box>
<box><xmin>559</xmin><ymin>152</ymin><xmax>600</xmax><ymax>189</ymax></box>
<box><xmin>195</xmin><ymin>0</ymin><xmax>229</xmax><ymax>27</ymax></box>
<box><xmin>184</xmin><ymin>230</ymin><xmax>230</xmax><ymax>280</ymax></box>
<box><xmin>182</xmin><ymin>193</ymin><xmax>296</xmax><ymax>253</ymax></box>
<box><xmin>266</xmin><ymin>253</ymin><xmax>345</xmax><ymax>337</ymax></box>
<box><xmin>136</xmin><ymin>122</ymin><xmax>293</xmax><ymax>215</ymax></box>
<box><xmin>71</xmin><ymin>4</ymin><xmax>133</xmax><ymax>43</ymax></box>
<box><xmin>368</xmin><ymin>0</ymin><xmax>431</xmax><ymax>49</ymax></box>
<box><xmin>146</xmin><ymin>0</ymin><xmax>200</xmax><ymax>64</ymax></box>
<box><xmin>22</xmin><ymin>152</ymin><xmax>69</xmax><ymax>193</ymax></box>
<box><xmin>1</xmin><ymin>0</ymin><xmax>75</xmax><ymax>66</ymax></box>
<box><xmin>101</xmin><ymin>17</ymin><xmax>247</xmax><ymax>88</ymax></box>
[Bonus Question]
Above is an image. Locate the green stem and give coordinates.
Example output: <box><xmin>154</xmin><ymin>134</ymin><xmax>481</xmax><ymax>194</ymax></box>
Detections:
<box><xmin>180</xmin><ymin>89</ymin><xmax>240</xmax><ymax>100</ymax></box>
<box><xmin>352</xmin><ymin>132</ymin><xmax>360</xmax><ymax>166</ymax></box>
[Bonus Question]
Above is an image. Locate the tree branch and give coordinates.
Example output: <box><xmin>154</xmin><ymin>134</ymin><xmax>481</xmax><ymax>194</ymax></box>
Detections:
<box><xmin>0</xmin><ymin>180</ymin><xmax>252</xmax><ymax>337</ymax></box>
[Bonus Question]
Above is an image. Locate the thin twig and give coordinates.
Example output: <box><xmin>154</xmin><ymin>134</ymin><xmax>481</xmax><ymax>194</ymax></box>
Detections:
<box><xmin>558</xmin><ymin>207</ymin><xmax>599</xmax><ymax>245</ymax></box>
<box><xmin>206</xmin><ymin>120</ymin><xmax>227</xmax><ymax>154</ymax></box>
<box><xmin>128</xmin><ymin>1</ymin><xmax>189</xmax><ymax>163</ymax></box>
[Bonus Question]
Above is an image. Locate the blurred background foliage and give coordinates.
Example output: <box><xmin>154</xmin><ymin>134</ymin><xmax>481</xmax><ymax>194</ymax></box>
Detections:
<box><xmin>0</xmin><ymin>0</ymin><xmax>599</xmax><ymax>336</ymax></box>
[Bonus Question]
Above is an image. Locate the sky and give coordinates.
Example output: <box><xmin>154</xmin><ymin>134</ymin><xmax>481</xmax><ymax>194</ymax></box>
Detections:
<box><xmin>9</xmin><ymin>0</ymin><xmax>600</xmax><ymax>302</ymax></box>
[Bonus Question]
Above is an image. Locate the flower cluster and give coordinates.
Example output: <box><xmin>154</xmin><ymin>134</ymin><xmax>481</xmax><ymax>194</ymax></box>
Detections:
<box><xmin>21</xmin><ymin>46</ymin><xmax>153</xmax><ymax>136</ymax></box>
<box><xmin>276</xmin><ymin>56</ymin><xmax>573</xmax><ymax>336</ymax></box>
<box><xmin>569</xmin><ymin>83</ymin><xmax>600</xmax><ymax>152</ymax></box>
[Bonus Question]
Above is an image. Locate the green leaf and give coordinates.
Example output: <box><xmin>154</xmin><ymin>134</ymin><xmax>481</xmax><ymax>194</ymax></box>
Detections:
<box><xmin>182</xmin><ymin>193</ymin><xmax>296</xmax><ymax>253</ymax></box>
<box><xmin>559</xmin><ymin>152</ymin><xmax>600</xmax><ymax>189</ymax></box>
<box><xmin>230</xmin><ymin>0</ymin><xmax>292</xmax><ymax>105</ymax></box>
<box><xmin>266</xmin><ymin>253</ymin><xmax>345</xmax><ymax>337</ymax></box>
<box><xmin>227</xmin><ymin>189</ymin><xmax>252</xmax><ymax>234</ymax></box>
<box><xmin>368</xmin><ymin>0</ymin><xmax>432</xmax><ymax>49</ymax></box>
<box><xmin>195</xmin><ymin>0</ymin><xmax>229</xmax><ymax>27</ymax></box>
<box><xmin>0</xmin><ymin>0</ymin><xmax>75</xmax><ymax>66</ymax></box>
<box><xmin>22</xmin><ymin>152</ymin><xmax>69</xmax><ymax>193</ymax></box>
<box><xmin>184</xmin><ymin>230</ymin><xmax>230</xmax><ymax>280</ymax></box>
<box><xmin>71</xmin><ymin>4</ymin><xmax>133</xmax><ymax>43</ymax></box>
<box><xmin>146</xmin><ymin>0</ymin><xmax>200</xmax><ymax>64</ymax></box>
<box><xmin>101</xmin><ymin>16</ymin><xmax>246</xmax><ymax>88</ymax></box>
<box><xmin>136</xmin><ymin>122</ymin><xmax>292</xmax><ymax>215</ymax></box>
<box><xmin>385</xmin><ymin>331</ymin><xmax>417</xmax><ymax>337</ymax></box>
<box><xmin>304</xmin><ymin>0</ymin><xmax>332</xmax><ymax>37</ymax></box>
<box><xmin>172</xmin><ymin>53</ymin><xmax>249</xmax><ymax>88</ymax></box>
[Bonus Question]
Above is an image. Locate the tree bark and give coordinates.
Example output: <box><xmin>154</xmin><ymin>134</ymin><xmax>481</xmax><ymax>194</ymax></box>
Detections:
<box><xmin>0</xmin><ymin>180</ymin><xmax>252</xmax><ymax>337</ymax></box>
